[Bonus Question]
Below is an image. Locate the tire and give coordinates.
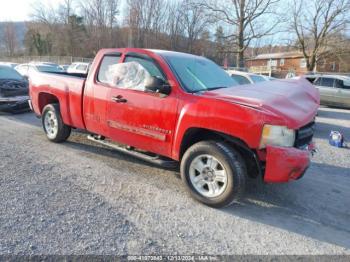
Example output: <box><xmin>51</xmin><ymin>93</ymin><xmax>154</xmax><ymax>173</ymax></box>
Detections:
<box><xmin>42</xmin><ymin>104</ymin><xmax>71</xmax><ymax>143</ymax></box>
<box><xmin>180</xmin><ymin>141</ymin><xmax>246</xmax><ymax>208</ymax></box>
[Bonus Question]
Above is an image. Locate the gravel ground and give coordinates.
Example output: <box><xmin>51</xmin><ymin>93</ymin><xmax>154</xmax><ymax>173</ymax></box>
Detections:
<box><xmin>0</xmin><ymin>106</ymin><xmax>349</xmax><ymax>255</ymax></box>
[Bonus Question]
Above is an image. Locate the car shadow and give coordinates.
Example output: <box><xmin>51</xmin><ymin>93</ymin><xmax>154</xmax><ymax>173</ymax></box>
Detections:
<box><xmin>0</xmin><ymin>111</ymin><xmax>41</xmax><ymax>127</ymax></box>
<box><xmin>222</xmin><ymin>162</ymin><xmax>350</xmax><ymax>249</ymax></box>
<box><xmin>61</xmin><ymin>137</ymin><xmax>180</xmax><ymax>173</ymax></box>
<box><xmin>61</xmin><ymin>135</ymin><xmax>350</xmax><ymax>249</ymax></box>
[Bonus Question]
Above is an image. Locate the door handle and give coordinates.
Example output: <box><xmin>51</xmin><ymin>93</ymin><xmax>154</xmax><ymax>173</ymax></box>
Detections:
<box><xmin>112</xmin><ymin>95</ymin><xmax>127</xmax><ymax>103</ymax></box>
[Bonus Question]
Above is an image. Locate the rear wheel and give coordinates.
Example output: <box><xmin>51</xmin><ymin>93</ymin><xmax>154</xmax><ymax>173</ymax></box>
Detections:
<box><xmin>42</xmin><ymin>104</ymin><xmax>71</xmax><ymax>143</ymax></box>
<box><xmin>180</xmin><ymin>141</ymin><xmax>246</xmax><ymax>208</ymax></box>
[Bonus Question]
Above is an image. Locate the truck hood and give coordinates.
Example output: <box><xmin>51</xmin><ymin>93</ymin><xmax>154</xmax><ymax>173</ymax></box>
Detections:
<box><xmin>203</xmin><ymin>79</ymin><xmax>320</xmax><ymax>129</ymax></box>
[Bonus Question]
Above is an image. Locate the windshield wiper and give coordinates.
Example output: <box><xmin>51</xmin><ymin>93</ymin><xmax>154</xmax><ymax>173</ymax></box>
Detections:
<box><xmin>206</xmin><ymin>86</ymin><xmax>228</xmax><ymax>91</ymax></box>
<box><xmin>191</xmin><ymin>86</ymin><xmax>228</xmax><ymax>94</ymax></box>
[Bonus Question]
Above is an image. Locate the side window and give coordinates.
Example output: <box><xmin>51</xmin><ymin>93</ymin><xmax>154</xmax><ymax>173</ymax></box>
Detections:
<box><xmin>231</xmin><ymin>75</ymin><xmax>251</xmax><ymax>85</ymax></box>
<box><xmin>337</xmin><ymin>79</ymin><xmax>350</xmax><ymax>90</ymax></box>
<box><xmin>343</xmin><ymin>83</ymin><xmax>350</xmax><ymax>90</ymax></box>
<box><xmin>314</xmin><ymin>78</ymin><xmax>322</xmax><ymax>86</ymax></box>
<box><xmin>280</xmin><ymin>58</ymin><xmax>285</xmax><ymax>66</ymax></box>
<box><xmin>97</xmin><ymin>55</ymin><xmax>121</xmax><ymax>84</ymax></box>
<box><xmin>335</xmin><ymin>79</ymin><xmax>344</xmax><ymax>89</ymax></box>
<box><xmin>321</xmin><ymin>78</ymin><xmax>335</xmax><ymax>87</ymax></box>
<box><xmin>124</xmin><ymin>56</ymin><xmax>165</xmax><ymax>81</ymax></box>
<box><xmin>305</xmin><ymin>77</ymin><xmax>316</xmax><ymax>84</ymax></box>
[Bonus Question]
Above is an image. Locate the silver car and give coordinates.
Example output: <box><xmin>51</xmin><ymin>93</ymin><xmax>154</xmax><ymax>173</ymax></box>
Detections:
<box><xmin>313</xmin><ymin>75</ymin><xmax>350</xmax><ymax>109</ymax></box>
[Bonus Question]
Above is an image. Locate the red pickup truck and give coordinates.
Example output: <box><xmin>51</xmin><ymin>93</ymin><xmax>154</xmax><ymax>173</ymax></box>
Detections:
<box><xmin>29</xmin><ymin>48</ymin><xmax>319</xmax><ymax>207</ymax></box>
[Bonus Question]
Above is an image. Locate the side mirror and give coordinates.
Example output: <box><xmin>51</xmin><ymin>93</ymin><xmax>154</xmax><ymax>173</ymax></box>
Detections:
<box><xmin>145</xmin><ymin>76</ymin><xmax>171</xmax><ymax>96</ymax></box>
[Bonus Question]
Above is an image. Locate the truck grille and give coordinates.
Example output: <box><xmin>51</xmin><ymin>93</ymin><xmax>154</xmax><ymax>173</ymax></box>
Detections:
<box><xmin>294</xmin><ymin>122</ymin><xmax>315</xmax><ymax>149</ymax></box>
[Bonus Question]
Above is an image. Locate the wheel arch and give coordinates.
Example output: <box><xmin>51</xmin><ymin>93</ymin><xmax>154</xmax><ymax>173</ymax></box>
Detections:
<box><xmin>179</xmin><ymin>127</ymin><xmax>262</xmax><ymax>179</ymax></box>
<box><xmin>38</xmin><ymin>92</ymin><xmax>60</xmax><ymax>114</ymax></box>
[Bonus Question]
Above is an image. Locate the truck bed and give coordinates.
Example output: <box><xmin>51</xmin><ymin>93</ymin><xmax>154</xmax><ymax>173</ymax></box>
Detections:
<box><xmin>29</xmin><ymin>71</ymin><xmax>87</xmax><ymax>129</ymax></box>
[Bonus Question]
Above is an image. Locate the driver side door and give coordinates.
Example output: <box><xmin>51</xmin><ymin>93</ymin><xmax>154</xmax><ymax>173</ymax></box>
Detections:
<box><xmin>106</xmin><ymin>54</ymin><xmax>179</xmax><ymax>157</ymax></box>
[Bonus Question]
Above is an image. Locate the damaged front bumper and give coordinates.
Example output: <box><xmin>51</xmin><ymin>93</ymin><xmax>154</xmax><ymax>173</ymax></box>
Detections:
<box><xmin>263</xmin><ymin>143</ymin><xmax>316</xmax><ymax>183</ymax></box>
<box><xmin>0</xmin><ymin>96</ymin><xmax>30</xmax><ymax>113</ymax></box>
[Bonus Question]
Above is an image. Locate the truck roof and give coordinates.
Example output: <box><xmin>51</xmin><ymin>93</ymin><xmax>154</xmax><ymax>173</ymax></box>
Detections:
<box><xmin>99</xmin><ymin>48</ymin><xmax>206</xmax><ymax>60</ymax></box>
<box><xmin>146</xmin><ymin>49</ymin><xmax>203</xmax><ymax>59</ymax></box>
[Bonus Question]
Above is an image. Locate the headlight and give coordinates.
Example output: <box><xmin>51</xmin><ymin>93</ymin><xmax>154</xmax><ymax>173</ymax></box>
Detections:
<box><xmin>259</xmin><ymin>125</ymin><xmax>296</xmax><ymax>149</ymax></box>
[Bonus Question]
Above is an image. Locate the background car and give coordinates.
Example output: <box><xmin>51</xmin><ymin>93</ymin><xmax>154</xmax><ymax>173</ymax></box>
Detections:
<box><xmin>313</xmin><ymin>75</ymin><xmax>350</xmax><ymax>108</ymax></box>
<box><xmin>0</xmin><ymin>65</ymin><xmax>29</xmax><ymax>113</ymax></box>
<box><xmin>15</xmin><ymin>62</ymin><xmax>64</xmax><ymax>78</ymax></box>
<box><xmin>0</xmin><ymin>62</ymin><xmax>19</xmax><ymax>68</ymax></box>
<box><xmin>226</xmin><ymin>70</ymin><xmax>270</xmax><ymax>85</ymax></box>
<box><xmin>67</xmin><ymin>62</ymin><xmax>90</xmax><ymax>74</ymax></box>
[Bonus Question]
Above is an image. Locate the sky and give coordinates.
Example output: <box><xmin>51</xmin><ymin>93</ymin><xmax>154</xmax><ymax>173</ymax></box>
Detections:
<box><xmin>0</xmin><ymin>0</ymin><xmax>66</xmax><ymax>22</ymax></box>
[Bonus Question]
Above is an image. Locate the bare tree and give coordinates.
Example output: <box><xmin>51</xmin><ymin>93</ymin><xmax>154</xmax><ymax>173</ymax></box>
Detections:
<box><xmin>31</xmin><ymin>1</ymin><xmax>59</xmax><ymax>25</ymax></box>
<box><xmin>166</xmin><ymin>1</ymin><xmax>185</xmax><ymax>50</ymax></box>
<box><xmin>22</xmin><ymin>0</ymin><xmax>290</xmax><ymax>64</ymax></box>
<box><xmin>80</xmin><ymin>0</ymin><xmax>119</xmax><ymax>51</ymax></box>
<box><xmin>59</xmin><ymin>0</ymin><xmax>74</xmax><ymax>24</ymax></box>
<box><xmin>126</xmin><ymin>0</ymin><xmax>167</xmax><ymax>48</ymax></box>
<box><xmin>291</xmin><ymin>0</ymin><xmax>350</xmax><ymax>71</ymax></box>
<box><xmin>195</xmin><ymin>0</ymin><xmax>281</xmax><ymax>67</ymax></box>
<box><xmin>181</xmin><ymin>0</ymin><xmax>212</xmax><ymax>53</ymax></box>
<box><xmin>2</xmin><ymin>22</ymin><xmax>17</xmax><ymax>56</ymax></box>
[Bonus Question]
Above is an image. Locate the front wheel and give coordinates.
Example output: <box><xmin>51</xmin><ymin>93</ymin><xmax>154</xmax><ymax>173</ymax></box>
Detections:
<box><xmin>180</xmin><ymin>141</ymin><xmax>246</xmax><ymax>208</ymax></box>
<box><xmin>42</xmin><ymin>104</ymin><xmax>71</xmax><ymax>143</ymax></box>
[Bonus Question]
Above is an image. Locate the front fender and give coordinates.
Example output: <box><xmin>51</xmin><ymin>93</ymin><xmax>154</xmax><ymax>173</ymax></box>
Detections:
<box><xmin>171</xmin><ymin>97</ymin><xmax>269</xmax><ymax>160</ymax></box>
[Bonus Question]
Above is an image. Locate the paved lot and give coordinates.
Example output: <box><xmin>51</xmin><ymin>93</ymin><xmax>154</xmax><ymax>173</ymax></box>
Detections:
<box><xmin>0</xmin><ymin>107</ymin><xmax>349</xmax><ymax>255</ymax></box>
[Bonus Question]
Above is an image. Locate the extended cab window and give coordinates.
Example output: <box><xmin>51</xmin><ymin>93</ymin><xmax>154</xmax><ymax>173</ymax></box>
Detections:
<box><xmin>98</xmin><ymin>54</ymin><xmax>121</xmax><ymax>84</ymax></box>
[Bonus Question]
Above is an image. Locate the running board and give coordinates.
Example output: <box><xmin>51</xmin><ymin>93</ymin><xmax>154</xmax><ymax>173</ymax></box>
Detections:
<box><xmin>87</xmin><ymin>135</ymin><xmax>177</xmax><ymax>168</ymax></box>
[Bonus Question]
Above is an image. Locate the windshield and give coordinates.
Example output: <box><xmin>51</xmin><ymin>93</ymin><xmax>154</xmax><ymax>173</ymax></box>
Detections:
<box><xmin>162</xmin><ymin>54</ymin><xmax>238</xmax><ymax>92</ymax></box>
<box><xmin>250</xmin><ymin>75</ymin><xmax>267</xmax><ymax>83</ymax></box>
<box><xmin>0</xmin><ymin>66</ymin><xmax>23</xmax><ymax>80</ymax></box>
<box><xmin>36</xmin><ymin>65</ymin><xmax>63</xmax><ymax>73</ymax></box>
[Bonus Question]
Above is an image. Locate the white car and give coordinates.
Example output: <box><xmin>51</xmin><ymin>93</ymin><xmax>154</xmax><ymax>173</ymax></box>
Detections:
<box><xmin>226</xmin><ymin>70</ymin><xmax>269</xmax><ymax>85</ymax></box>
<box><xmin>67</xmin><ymin>62</ymin><xmax>90</xmax><ymax>74</ymax></box>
